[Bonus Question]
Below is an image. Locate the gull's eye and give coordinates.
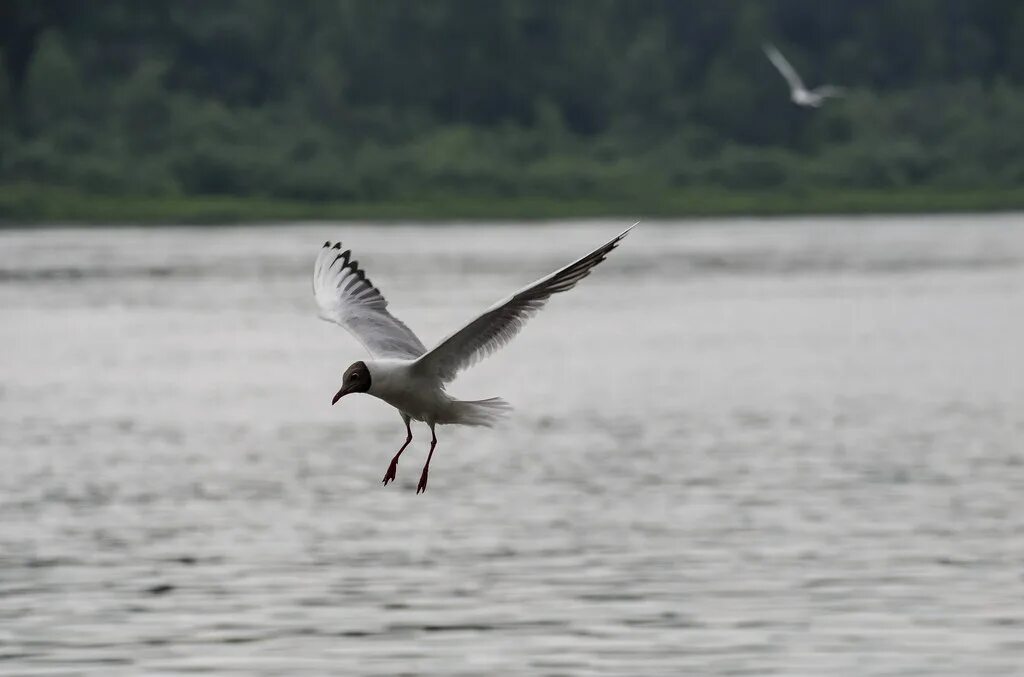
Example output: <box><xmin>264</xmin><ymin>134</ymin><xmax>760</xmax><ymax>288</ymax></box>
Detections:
<box><xmin>349</xmin><ymin>372</ymin><xmax>358</xmax><ymax>381</ymax></box>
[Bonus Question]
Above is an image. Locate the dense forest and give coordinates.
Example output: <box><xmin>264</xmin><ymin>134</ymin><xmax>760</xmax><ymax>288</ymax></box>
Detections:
<box><xmin>3</xmin><ymin>0</ymin><xmax>1024</xmax><ymax>221</ymax></box>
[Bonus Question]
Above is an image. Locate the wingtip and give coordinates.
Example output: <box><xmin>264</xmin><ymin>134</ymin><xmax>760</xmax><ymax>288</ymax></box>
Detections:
<box><xmin>619</xmin><ymin>221</ymin><xmax>640</xmax><ymax>238</ymax></box>
<box><xmin>601</xmin><ymin>221</ymin><xmax>638</xmax><ymax>252</ymax></box>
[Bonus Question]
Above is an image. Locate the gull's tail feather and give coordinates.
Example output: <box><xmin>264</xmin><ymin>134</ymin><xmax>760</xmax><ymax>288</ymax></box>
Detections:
<box><xmin>446</xmin><ymin>397</ymin><xmax>512</xmax><ymax>427</ymax></box>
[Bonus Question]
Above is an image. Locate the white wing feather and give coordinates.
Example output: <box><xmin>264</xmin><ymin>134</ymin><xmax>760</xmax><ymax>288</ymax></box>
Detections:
<box><xmin>313</xmin><ymin>242</ymin><xmax>426</xmax><ymax>359</ymax></box>
<box><xmin>411</xmin><ymin>223</ymin><xmax>636</xmax><ymax>383</ymax></box>
<box><xmin>811</xmin><ymin>84</ymin><xmax>845</xmax><ymax>99</ymax></box>
<box><xmin>763</xmin><ymin>43</ymin><xmax>807</xmax><ymax>93</ymax></box>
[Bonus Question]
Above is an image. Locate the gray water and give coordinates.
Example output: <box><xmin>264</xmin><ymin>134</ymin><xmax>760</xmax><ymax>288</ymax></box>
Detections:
<box><xmin>1</xmin><ymin>216</ymin><xmax>1023</xmax><ymax>676</ymax></box>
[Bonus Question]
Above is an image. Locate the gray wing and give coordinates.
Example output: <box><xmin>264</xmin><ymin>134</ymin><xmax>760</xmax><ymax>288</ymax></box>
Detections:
<box><xmin>313</xmin><ymin>241</ymin><xmax>427</xmax><ymax>359</ymax></box>
<box><xmin>763</xmin><ymin>43</ymin><xmax>806</xmax><ymax>93</ymax></box>
<box><xmin>411</xmin><ymin>223</ymin><xmax>636</xmax><ymax>383</ymax></box>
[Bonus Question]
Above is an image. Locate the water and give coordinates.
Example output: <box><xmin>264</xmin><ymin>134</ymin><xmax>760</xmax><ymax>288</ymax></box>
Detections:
<box><xmin>1</xmin><ymin>216</ymin><xmax>1022</xmax><ymax>675</ymax></box>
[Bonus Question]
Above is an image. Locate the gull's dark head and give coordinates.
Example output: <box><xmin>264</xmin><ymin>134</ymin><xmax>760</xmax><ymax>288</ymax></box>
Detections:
<box><xmin>332</xmin><ymin>361</ymin><xmax>371</xmax><ymax>405</ymax></box>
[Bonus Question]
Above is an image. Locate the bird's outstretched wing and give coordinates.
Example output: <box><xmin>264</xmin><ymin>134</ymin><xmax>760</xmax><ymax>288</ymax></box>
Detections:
<box><xmin>811</xmin><ymin>85</ymin><xmax>845</xmax><ymax>99</ymax></box>
<box><xmin>763</xmin><ymin>43</ymin><xmax>806</xmax><ymax>93</ymax></box>
<box><xmin>313</xmin><ymin>242</ymin><xmax>427</xmax><ymax>359</ymax></box>
<box><xmin>411</xmin><ymin>223</ymin><xmax>636</xmax><ymax>383</ymax></box>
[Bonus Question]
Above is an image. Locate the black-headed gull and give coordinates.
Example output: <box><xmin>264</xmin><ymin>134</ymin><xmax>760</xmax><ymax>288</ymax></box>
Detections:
<box><xmin>763</xmin><ymin>43</ymin><xmax>844</xmax><ymax>108</ymax></box>
<box><xmin>313</xmin><ymin>224</ymin><xmax>636</xmax><ymax>493</ymax></box>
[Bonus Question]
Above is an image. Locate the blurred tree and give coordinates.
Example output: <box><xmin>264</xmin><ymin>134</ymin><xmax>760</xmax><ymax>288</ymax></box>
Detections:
<box><xmin>24</xmin><ymin>30</ymin><xmax>84</xmax><ymax>129</ymax></box>
<box><xmin>2</xmin><ymin>0</ymin><xmax>1024</xmax><ymax>205</ymax></box>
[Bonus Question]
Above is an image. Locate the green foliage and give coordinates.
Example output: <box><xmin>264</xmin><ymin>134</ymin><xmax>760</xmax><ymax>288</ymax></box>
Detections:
<box><xmin>0</xmin><ymin>54</ymin><xmax>10</xmax><ymax>123</ymax></box>
<box><xmin>24</xmin><ymin>31</ymin><xmax>84</xmax><ymax>130</ymax></box>
<box><xmin>2</xmin><ymin>0</ymin><xmax>1024</xmax><ymax>221</ymax></box>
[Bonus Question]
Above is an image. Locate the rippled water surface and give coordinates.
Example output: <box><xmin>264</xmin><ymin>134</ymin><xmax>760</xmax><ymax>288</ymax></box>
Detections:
<box><xmin>2</xmin><ymin>216</ymin><xmax>1023</xmax><ymax>675</ymax></box>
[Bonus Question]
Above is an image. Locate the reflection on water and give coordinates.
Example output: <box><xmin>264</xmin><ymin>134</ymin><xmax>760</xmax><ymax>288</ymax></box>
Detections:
<box><xmin>1</xmin><ymin>216</ymin><xmax>1023</xmax><ymax>675</ymax></box>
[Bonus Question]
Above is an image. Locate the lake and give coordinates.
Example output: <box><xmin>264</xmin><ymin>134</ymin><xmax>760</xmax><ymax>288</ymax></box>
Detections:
<box><xmin>1</xmin><ymin>216</ymin><xmax>1022</xmax><ymax>675</ymax></box>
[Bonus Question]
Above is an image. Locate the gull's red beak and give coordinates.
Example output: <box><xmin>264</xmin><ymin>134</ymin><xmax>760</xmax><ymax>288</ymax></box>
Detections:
<box><xmin>331</xmin><ymin>386</ymin><xmax>349</xmax><ymax>405</ymax></box>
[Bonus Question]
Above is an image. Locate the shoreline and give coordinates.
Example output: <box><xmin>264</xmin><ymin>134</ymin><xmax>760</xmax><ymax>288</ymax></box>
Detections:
<box><xmin>3</xmin><ymin>185</ymin><xmax>1024</xmax><ymax>226</ymax></box>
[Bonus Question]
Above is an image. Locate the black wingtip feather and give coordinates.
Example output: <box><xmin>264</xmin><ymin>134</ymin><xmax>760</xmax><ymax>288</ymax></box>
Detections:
<box><xmin>332</xmin><ymin>242</ymin><xmax>342</xmax><ymax>250</ymax></box>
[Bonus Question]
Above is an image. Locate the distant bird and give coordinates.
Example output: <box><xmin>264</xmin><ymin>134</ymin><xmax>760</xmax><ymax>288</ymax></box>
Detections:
<box><xmin>763</xmin><ymin>43</ymin><xmax>844</xmax><ymax>108</ymax></box>
<box><xmin>313</xmin><ymin>224</ymin><xmax>636</xmax><ymax>493</ymax></box>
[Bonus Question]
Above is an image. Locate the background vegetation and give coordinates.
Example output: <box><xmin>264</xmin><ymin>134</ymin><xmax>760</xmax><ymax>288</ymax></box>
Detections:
<box><xmin>3</xmin><ymin>0</ymin><xmax>1024</xmax><ymax>222</ymax></box>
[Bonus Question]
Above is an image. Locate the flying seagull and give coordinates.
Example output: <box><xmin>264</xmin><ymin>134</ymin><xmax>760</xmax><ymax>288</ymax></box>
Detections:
<box><xmin>763</xmin><ymin>43</ymin><xmax>844</xmax><ymax>108</ymax></box>
<box><xmin>313</xmin><ymin>224</ymin><xmax>636</xmax><ymax>493</ymax></box>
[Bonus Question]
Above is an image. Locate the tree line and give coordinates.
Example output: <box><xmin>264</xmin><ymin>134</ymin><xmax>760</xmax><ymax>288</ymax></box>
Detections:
<box><xmin>3</xmin><ymin>0</ymin><xmax>1024</xmax><ymax>214</ymax></box>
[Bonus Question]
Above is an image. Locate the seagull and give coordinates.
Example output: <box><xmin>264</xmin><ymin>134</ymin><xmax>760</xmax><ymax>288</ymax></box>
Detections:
<box><xmin>763</xmin><ymin>43</ymin><xmax>844</xmax><ymax>108</ymax></box>
<box><xmin>313</xmin><ymin>223</ymin><xmax>636</xmax><ymax>493</ymax></box>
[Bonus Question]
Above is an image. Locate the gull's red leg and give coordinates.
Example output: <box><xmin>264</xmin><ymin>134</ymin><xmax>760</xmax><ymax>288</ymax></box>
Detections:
<box><xmin>416</xmin><ymin>424</ymin><xmax>437</xmax><ymax>494</ymax></box>
<box><xmin>383</xmin><ymin>415</ymin><xmax>413</xmax><ymax>486</ymax></box>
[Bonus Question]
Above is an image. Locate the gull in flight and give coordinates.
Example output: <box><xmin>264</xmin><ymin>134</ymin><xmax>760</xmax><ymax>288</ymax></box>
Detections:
<box><xmin>313</xmin><ymin>224</ymin><xmax>636</xmax><ymax>493</ymax></box>
<box><xmin>763</xmin><ymin>43</ymin><xmax>844</xmax><ymax>108</ymax></box>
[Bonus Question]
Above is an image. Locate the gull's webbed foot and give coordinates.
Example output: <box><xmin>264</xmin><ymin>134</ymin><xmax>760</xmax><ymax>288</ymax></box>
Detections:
<box><xmin>382</xmin><ymin>459</ymin><xmax>399</xmax><ymax>485</ymax></box>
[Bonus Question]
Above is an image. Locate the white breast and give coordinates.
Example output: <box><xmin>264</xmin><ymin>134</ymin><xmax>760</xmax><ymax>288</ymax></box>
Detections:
<box><xmin>365</xmin><ymin>359</ymin><xmax>450</xmax><ymax>422</ymax></box>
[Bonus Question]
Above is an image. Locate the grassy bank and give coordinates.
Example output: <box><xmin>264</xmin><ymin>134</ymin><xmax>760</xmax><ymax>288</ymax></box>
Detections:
<box><xmin>3</xmin><ymin>184</ymin><xmax>1024</xmax><ymax>226</ymax></box>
